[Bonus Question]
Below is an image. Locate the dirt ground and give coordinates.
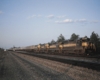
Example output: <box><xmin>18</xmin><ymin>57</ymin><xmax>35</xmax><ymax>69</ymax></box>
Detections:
<box><xmin>0</xmin><ymin>51</ymin><xmax>73</xmax><ymax>80</ymax></box>
<box><xmin>0</xmin><ymin>51</ymin><xmax>100</xmax><ymax>80</ymax></box>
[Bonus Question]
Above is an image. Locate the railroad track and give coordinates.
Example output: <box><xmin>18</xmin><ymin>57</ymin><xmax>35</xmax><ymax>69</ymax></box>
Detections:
<box><xmin>13</xmin><ymin>51</ymin><xmax>100</xmax><ymax>71</ymax></box>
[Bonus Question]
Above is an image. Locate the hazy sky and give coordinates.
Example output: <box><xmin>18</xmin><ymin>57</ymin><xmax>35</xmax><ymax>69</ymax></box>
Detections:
<box><xmin>0</xmin><ymin>0</ymin><xmax>100</xmax><ymax>49</ymax></box>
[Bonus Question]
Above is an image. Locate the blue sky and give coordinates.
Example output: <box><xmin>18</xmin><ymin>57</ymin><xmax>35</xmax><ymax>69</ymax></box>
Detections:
<box><xmin>0</xmin><ymin>0</ymin><xmax>100</xmax><ymax>49</ymax></box>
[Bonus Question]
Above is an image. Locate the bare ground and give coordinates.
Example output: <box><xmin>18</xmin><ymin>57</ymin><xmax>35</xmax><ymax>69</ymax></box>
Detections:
<box><xmin>0</xmin><ymin>51</ymin><xmax>100</xmax><ymax>80</ymax></box>
<box><xmin>0</xmin><ymin>52</ymin><xmax>74</xmax><ymax>80</ymax></box>
<box><xmin>13</xmin><ymin>52</ymin><xmax>100</xmax><ymax>80</ymax></box>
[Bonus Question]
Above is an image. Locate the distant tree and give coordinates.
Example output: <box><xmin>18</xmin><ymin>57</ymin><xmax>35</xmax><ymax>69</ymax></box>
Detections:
<box><xmin>70</xmin><ymin>33</ymin><xmax>79</xmax><ymax>41</ymax></box>
<box><xmin>51</xmin><ymin>39</ymin><xmax>56</xmax><ymax>44</ymax></box>
<box><xmin>90</xmin><ymin>31</ymin><xmax>99</xmax><ymax>44</ymax></box>
<box><xmin>0</xmin><ymin>48</ymin><xmax>4</xmax><ymax>52</ymax></box>
<box><xmin>57</xmin><ymin>34</ymin><xmax>65</xmax><ymax>42</ymax></box>
<box><xmin>90</xmin><ymin>31</ymin><xmax>100</xmax><ymax>53</ymax></box>
<box><xmin>84</xmin><ymin>36</ymin><xmax>88</xmax><ymax>38</ymax></box>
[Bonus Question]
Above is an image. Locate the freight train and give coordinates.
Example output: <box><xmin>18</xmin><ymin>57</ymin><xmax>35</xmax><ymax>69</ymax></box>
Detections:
<box><xmin>9</xmin><ymin>37</ymin><xmax>96</xmax><ymax>55</ymax></box>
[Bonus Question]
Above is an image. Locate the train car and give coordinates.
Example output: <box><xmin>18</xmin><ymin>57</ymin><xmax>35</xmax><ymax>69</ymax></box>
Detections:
<box><xmin>33</xmin><ymin>45</ymin><xmax>38</xmax><ymax>53</ymax></box>
<box><xmin>37</xmin><ymin>43</ymin><xmax>49</xmax><ymax>53</ymax></box>
<box><xmin>47</xmin><ymin>43</ymin><xmax>59</xmax><ymax>54</ymax></box>
<box><xmin>37</xmin><ymin>44</ymin><xmax>41</xmax><ymax>53</ymax></box>
<box><xmin>60</xmin><ymin>38</ymin><xmax>96</xmax><ymax>55</ymax></box>
<box><xmin>39</xmin><ymin>44</ymin><xmax>46</xmax><ymax>53</ymax></box>
<box><xmin>30</xmin><ymin>45</ymin><xmax>35</xmax><ymax>52</ymax></box>
<box><xmin>60</xmin><ymin>40</ymin><xmax>77</xmax><ymax>54</ymax></box>
<box><xmin>80</xmin><ymin>38</ymin><xmax>96</xmax><ymax>55</ymax></box>
<box><xmin>25</xmin><ymin>46</ymin><xmax>31</xmax><ymax>52</ymax></box>
<box><xmin>45</xmin><ymin>43</ymin><xmax>50</xmax><ymax>53</ymax></box>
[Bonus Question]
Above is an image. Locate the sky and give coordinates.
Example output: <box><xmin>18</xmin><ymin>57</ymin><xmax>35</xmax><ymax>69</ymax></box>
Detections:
<box><xmin>0</xmin><ymin>0</ymin><xmax>100</xmax><ymax>49</ymax></box>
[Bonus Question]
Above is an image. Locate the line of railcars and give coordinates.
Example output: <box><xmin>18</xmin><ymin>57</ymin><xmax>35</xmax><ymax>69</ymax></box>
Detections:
<box><xmin>9</xmin><ymin>37</ymin><xmax>96</xmax><ymax>55</ymax></box>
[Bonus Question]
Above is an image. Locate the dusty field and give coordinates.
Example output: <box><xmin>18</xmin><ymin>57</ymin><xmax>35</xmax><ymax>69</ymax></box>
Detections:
<box><xmin>0</xmin><ymin>51</ymin><xmax>100</xmax><ymax>80</ymax></box>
